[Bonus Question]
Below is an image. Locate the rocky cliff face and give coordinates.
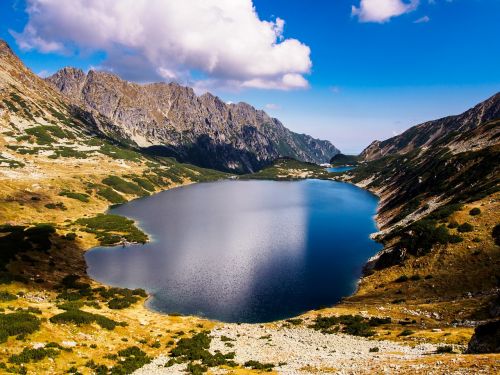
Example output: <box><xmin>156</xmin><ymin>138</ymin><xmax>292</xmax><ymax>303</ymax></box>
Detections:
<box><xmin>47</xmin><ymin>68</ymin><xmax>339</xmax><ymax>172</ymax></box>
<box><xmin>360</xmin><ymin>93</ymin><xmax>500</xmax><ymax>161</ymax></box>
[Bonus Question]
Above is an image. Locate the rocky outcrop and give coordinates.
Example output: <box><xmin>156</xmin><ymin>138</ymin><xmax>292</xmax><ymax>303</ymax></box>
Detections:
<box><xmin>467</xmin><ymin>320</ymin><xmax>500</xmax><ymax>354</ymax></box>
<box><xmin>47</xmin><ymin>68</ymin><xmax>339</xmax><ymax>172</ymax></box>
<box><xmin>360</xmin><ymin>93</ymin><xmax>500</xmax><ymax>161</ymax></box>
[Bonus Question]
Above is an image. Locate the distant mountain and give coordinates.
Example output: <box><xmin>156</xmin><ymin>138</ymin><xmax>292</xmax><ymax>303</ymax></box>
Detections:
<box><xmin>360</xmin><ymin>93</ymin><xmax>500</xmax><ymax>162</ymax></box>
<box><xmin>47</xmin><ymin>68</ymin><xmax>339</xmax><ymax>173</ymax></box>
<box><xmin>329</xmin><ymin>153</ymin><xmax>359</xmax><ymax>166</ymax></box>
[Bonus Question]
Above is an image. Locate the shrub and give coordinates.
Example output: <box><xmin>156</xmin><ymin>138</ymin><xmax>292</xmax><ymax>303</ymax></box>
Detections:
<box><xmin>436</xmin><ymin>345</ymin><xmax>454</xmax><ymax>354</ymax></box>
<box><xmin>96</xmin><ymin>187</ymin><xmax>127</xmax><ymax>204</ymax></box>
<box><xmin>409</xmin><ymin>275</ymin><xmax>421</xmax><ymax>281</ymax></box>
<box><xmin>107</xmin><ymin>296</ymin><xmax>139</xmax><ymax>310</ymax></box>
<box><xmin>448</xmin><ymin>234</ymin><xmax>463</xmax><ymax>243</ymax></box>
<box><xmin>368</xmin><ymin>317</ymin><xmax>391</xmax><ymax>326</ymax></box>
<box><xmin>244</xmin><ymin>360</ymin><xmax>274</xmax><ymax>371</ymax></box>
<box><xmin>170</xmin><ymin>332</ymin><xmax>237</xmax><ymax>368</ymax></box>
<box><xmin>447</xmin><ymin>220</ymin><xmax>459</xmax><ymax>229</ymax></box>
<box><xmin>50</xmin><ymin>309</ymin><xmax>123</xmax><ymax>330</ymax></box>
<box><xmin>76</xmin><ymin>214</ymin><xmax>147</xmax><ymax>245</ymax></box>
<box><xmin>109</xmin><ymin>346</ymin><xmax>151</xmax><ymax>374</ymax></box>
<box><xmin>0</xmin><ymin>312</ymin><xmax>41</xmax><ymax>343</ymax></box>
<box><xmin>398</xmin><ymin>329</ymin><xmax>415</xmax><ymax>336</ymax></box>
<box><xmin>285</xmin><ymin>318</ymin><xmax>303</xmax><ymax>326</ymax></box>
<box><xmin>309</xmin><ymin>315</ymin><xmax>377</xmax><ymax>337</ymax></box>
<box><xmin>428</xmin><ymin>204</ymin><xmax>462</xmax><ymax>221</ymax></box>
<box><xmin>9</xmin><ymin>347</ymin><xmax>59</xmax><ymax>364</ymax></box>
<box><xmin>457</xmin><ymin>223</ymin><xmax>474</xmax><ymax>233</ymax></box>
<box><xmin>102</xmin><ymin>176</ymin><xmax>148</xmax><ymax>196</ymax></box>
<box><xmin>187</xmin><ymin>362</ymin><xmax>207</xmax><ymax>374</ymax></box>
<box><xmin>469</xmin><ymin>208</ymin><xmax>481</xmax><ymax>216</ymax></box>
<box><xmin>369</xmin><ymin>347</ymin><xmax>380</xmax><ymax>352</ymax></box>
<box><xmin>59</xmin><ymin>191</ymin><xmax>90</xmax><ymax>203</ymax></box>
<box><xmin>0</xmin><ymin>291</ymin><xmax>17</xmax><ymax>302</ymax></box>
<box><xmin>57</xmin><ymin>301</ymin><xmax>84</xmax><ymax>311</ymax></box>
<box><xmin>99</xmin><ymin>144</ymin><xmax>141</xmax><ymax>162</ymax></box>
<box><xmin>391</xmin><ymin>298</ymin><xmax>406</xmax><ymax>304</ymax></box>
<box><xmin>63</xmin><ymin>232</ymin><xmax>77</xmax><ymax>241</ymax></box>
<box><xmin>50</xmin><ymin>147</ymin><xmax>87</xmax><ymax>159</ymax></box>
<box><xmin>395</xmin><ymin>275</ymin><xmax>409</xmax><ymax>283</ymax></box>
<box><xmin>132</xmin><ymin>177</ymin><xmax>156</xmax><ymax>192</ymax></box>
<box><xmin>25</xmin><ymin>126</ymin><xmax>55</xmax><ymax>144</ymax></box>
<box><xmin>398</xmin><ymin>220</ymin><xmax>451</xmax><ymax>256</ymax></box>
<box><xmin>45</xmin><ymin>202</ymin><xmax>67</xmax><ymax>210</ymax></box>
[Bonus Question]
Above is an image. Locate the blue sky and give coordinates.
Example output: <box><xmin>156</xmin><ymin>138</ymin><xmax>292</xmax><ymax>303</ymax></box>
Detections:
<box><xmin>1</xmin><ymin>0</ymin><xmax>499</xmax><ymax>153</ymax></box>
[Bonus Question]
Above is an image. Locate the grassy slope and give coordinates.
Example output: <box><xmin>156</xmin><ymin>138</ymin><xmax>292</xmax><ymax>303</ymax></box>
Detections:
<box><xmin>326</xmin><ymin>132</ymin><xmax>500</xmax><ymax>348</ymax></box>
<box><xmin>0</xmin><ymin>68</ymin><xmax>231</xmax><ymax>373</ymax></box>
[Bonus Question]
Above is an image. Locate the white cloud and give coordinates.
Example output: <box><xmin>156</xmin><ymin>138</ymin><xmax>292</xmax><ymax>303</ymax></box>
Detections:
<box><xmin>352</xmin><ymin>0</ymin><xmax>420</xmax><ymax>23</ymax></box>
<box><xmin>414</xmin><ymin>15</ymin><xmax>430</xmax><ymax>23</ymax></box>
<box><xmin>265</xmin><ymin>103</ymin><xmax>280</xmax><ymax>110</ymax></box>
<box><xmin>13</xmin><ymin>0</ymin><xmax>311</xmax><ymax>90</ymax></box>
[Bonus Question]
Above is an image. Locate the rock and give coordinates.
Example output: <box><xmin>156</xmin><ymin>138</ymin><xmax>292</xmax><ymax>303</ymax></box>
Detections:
<box><xmin>467</xmin><ymin>320</ymin><xmax>500</xmax><ymax>354</ymax></box>
<box><xmin>46</xmin><ymin>69</ymin><xmax>339</xmax><ymax>173</ymax></box>
<box><xmin>359</xmin><ymin>92</ymin><xmax>500</xmax><ymax>162</ymax></box>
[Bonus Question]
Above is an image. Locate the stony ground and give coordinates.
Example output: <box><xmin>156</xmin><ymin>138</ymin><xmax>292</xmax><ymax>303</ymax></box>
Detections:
<box><xmin>134</xmin><ymin>322</ymin><xmax>499</xmax><ymax>374</ymax></box>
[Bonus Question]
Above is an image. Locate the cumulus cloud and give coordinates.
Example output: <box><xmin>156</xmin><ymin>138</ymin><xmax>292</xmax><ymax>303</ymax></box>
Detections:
<box><xmin>352</xmin><ymin>0</ymin><xmax>419</xmax><ymax>23</ymax></box>
<box><xmin>12</xmin><ymin>0</ymin><xmax>311</xmax><ymax>90</ymax></box>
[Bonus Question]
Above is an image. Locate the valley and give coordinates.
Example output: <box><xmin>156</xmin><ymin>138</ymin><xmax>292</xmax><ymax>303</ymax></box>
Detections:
<box><xmin>0</xmin><ymin>37</ymin><xmax>498</xmax><ymax>375</ymax></box>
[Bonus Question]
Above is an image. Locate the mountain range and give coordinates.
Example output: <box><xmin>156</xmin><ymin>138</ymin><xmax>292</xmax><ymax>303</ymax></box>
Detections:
<box><xmin>45</xmin><ymin>66</ymin><xmax>338</xmax><ymax>173</ymax></box>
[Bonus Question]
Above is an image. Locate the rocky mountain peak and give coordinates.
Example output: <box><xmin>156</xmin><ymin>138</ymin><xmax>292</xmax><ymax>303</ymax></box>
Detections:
<box><xmin>0</xmin><ymin>39</ymin><xmax>14</xmax><ymax>57</ymax></box>
<box><xmin>360</xmin><ymin>92</ymin><xmax>500</xmax><ymax>161</ymax></box>
<box><xmin>47</xmin><ymin>66</ymin><xmax>339</xmax><ymax>172</ymax></box>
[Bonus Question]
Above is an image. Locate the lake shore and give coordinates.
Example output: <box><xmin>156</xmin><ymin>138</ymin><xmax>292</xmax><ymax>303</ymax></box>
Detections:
<box><xmin>0</xmin><ymin>160</ymin><xmax>498</xmax><ymax>374</ymax></box>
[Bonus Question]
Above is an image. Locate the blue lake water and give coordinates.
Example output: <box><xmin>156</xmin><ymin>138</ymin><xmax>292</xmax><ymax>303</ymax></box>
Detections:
<box><xmin>85</xmin><ymin>180</ymin><xmax>381</xmax><ymax>323</ymax></box>
<box><xmin>327</xmin><ymin>166</ymin><xmax>355</xmax><ymax>173</ymax></box>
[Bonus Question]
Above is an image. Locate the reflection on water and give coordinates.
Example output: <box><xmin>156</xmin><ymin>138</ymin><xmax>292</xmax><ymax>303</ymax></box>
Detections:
<box><xmin>85</xmin><ymin>180</ymin><xmax>381</xmax><ymax>323</ymax></box>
